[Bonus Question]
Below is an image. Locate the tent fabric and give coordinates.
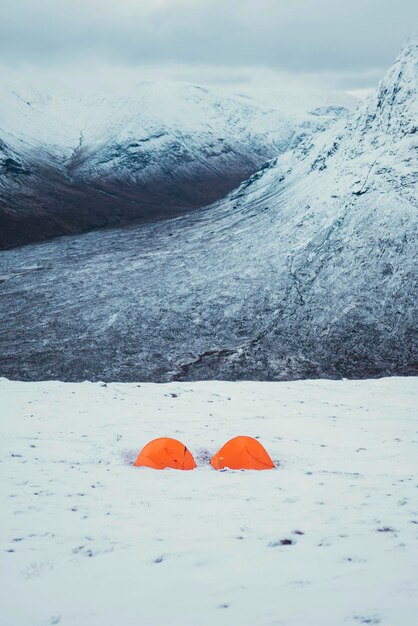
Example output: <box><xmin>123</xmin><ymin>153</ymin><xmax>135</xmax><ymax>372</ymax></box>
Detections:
<box><xmin>210</xmin><ymin>436</ymin><xmax>275</xmax><ymax>470</ymax></box>
<box><xmin>134</xmin><ymin>437</ymin><xmax>197</xmax><ymax>470</ymax></box>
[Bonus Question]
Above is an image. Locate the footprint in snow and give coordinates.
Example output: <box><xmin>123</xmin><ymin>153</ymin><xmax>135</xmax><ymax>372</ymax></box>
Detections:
<box><xmin>120</xmin><ymin>449</ymin><xmax>138</xmax><ymax>465</ymax></box>
<box><xmin>195</xmin><ymin>447</ymin><xmax>212</xmax><ymax>464</ymax></box>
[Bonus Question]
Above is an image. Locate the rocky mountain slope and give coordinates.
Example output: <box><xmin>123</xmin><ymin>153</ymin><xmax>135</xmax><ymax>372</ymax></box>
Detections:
<box><xmin>0</xmin><ymin>43</ymin><xmax>416</xmax><ymax>381</ymax></box>
<box><xmin>1</xmin><ymin>81</ymin><xmax>341</xmax><ymax>249</ymax></box>
<box><xmin>0</xmin><ymin>78</ymin><xmax>356</xmax><ymax>250</ymax></box>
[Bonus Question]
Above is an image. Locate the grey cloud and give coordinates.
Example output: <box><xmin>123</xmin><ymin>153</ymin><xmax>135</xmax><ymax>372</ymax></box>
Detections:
<box><xmin>0</xmin><ymin>0</ymin><xmax>416</xmax><ymax>87</ymax></box>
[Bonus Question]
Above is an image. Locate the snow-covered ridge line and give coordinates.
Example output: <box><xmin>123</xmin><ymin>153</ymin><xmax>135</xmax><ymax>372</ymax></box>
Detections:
<box><xmin>0</xmin><ymin>79</ymin><xmax>353</xmax><ymax>249</ymax></box>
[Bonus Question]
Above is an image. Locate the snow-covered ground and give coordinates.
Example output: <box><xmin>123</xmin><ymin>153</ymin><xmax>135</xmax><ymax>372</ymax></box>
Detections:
<box><xmin>1</xmin><ymin>377</ymin><xmax>417</xmax><ymax>626</ymax></box>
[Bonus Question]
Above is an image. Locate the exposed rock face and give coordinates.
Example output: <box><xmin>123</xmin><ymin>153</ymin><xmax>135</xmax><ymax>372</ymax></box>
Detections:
<box><xmin>0</xmin><ymin>44</ymin><xmax>416</xmax><ymax>382</ymax></box>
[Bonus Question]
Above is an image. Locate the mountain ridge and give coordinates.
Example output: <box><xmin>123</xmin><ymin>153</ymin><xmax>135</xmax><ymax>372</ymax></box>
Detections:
<box><xmin>0</xmin><ymin>43</ymin><xmax>416</xmax><ymax>381</ymax></box>
<box><xmin>0</xmin><ymin>80</ymin><xmax>352</xmax><ymax>249</ymax></box>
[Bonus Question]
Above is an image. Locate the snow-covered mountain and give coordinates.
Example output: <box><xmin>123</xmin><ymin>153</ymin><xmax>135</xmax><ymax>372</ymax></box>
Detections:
<box><xmin>0</xmin><ymin>80</ymin><xmax>351</xmax><ymax>249</ymax></box>
<box><xmin>0</xmin><ymin>43</ymin><xmax>416</xmax><ymax>381</ymax></box>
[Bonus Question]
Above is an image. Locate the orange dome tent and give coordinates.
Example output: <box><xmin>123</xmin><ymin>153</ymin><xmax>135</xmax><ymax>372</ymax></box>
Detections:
<box><xmin>134</xmin><ymin>437</ymin><xmax>197</xmax><ymax>470</ymax></box>
<box><xmin>211</xmin><ymin>436</ymin><xmax>275</xmax><ymax>470</ymax></box>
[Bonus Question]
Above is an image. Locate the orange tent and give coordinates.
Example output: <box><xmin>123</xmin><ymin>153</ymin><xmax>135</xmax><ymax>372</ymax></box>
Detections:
<box><xmin>211</xmin><ymin>436</ymin><xmax>274</xmax><ymax>470</ymax></box>
<box><xmin>134</xmin><ymin>437</ymin><xmax>197</xmax><ymax>470</ymax></box>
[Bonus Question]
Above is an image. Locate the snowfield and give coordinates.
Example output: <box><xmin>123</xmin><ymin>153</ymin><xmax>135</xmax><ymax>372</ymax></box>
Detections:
<box><xmin>1</xmin><ymin>376</ymin><xmax>417</xmax><ymax>626</ymax></box>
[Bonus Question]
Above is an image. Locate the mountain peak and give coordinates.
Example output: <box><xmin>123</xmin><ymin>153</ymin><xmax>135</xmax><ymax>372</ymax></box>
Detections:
<box><xmin>351</xmin><ymin>40</ymin><xmax>417</xmax><ymax>146</ymax></box>
<box><xmin>377</xmin><ymin>38</ymin><xmax>417</xmax><ymax>107</ymax></box>
<box><xmin>397</xmin><ymin>38</ymin><xmax>418</xmax><ymax>63</ymax></box>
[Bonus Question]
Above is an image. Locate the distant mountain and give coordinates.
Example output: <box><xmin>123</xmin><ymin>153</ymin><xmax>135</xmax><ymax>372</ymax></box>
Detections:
<box><xmin>0</xmin><ymin>81</ymin><xmax>351</xmax><ymax>249</ymax></box>
<box><xmin>0</xmin><ymin>43</ymin><xmax>416</xmax><ymax>381</ymax></box>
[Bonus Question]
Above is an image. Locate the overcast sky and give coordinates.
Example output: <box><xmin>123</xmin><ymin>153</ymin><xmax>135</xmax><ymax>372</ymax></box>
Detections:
<box><xmin>0</xmin><ymin>0</ymin><xmax>416</xmax><ymax>92</ymax></box>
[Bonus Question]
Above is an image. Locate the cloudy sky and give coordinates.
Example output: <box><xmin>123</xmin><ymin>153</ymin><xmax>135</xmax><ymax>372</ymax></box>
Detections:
<box><xmin>0</xmin><ymin>0</ymin><xmax>416</xmax><ymax>92</ymax></box>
